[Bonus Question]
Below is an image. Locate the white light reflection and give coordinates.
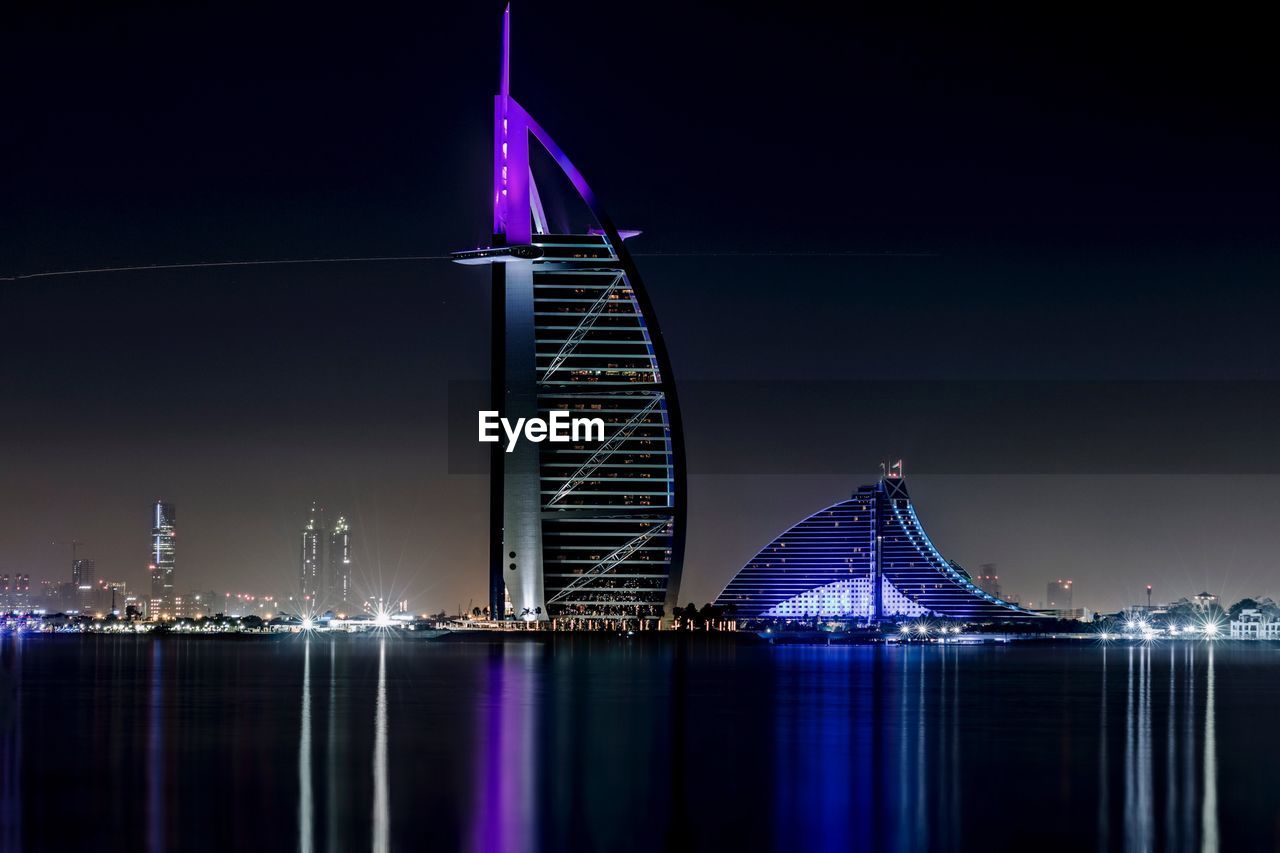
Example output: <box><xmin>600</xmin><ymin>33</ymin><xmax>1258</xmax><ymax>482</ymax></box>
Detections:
<box><xmin>373</xmin><ymin>639</ymin><xmax>390</xmax><ymax>853</ymax></box>
<box><xmin>1124</xmin><ymin>646</ymin><xmax>1154</xmax><ymax>852</ymax></box>
<box><xmin>299</xmin><ymin>640</ymin><xmax>313</xmax><ymax>853</ymax></box>
<box><xmin>1201</xmin><ymin>645</ymin><xmax>1217</xmax><ymax>853</ymax></box>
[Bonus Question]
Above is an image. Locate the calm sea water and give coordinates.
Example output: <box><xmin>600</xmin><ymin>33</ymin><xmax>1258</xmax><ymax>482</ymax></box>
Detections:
<box><xmin>2</xmin><ymin>634</ymin><xmax>1278</xmax><ymax>852</ymax></box>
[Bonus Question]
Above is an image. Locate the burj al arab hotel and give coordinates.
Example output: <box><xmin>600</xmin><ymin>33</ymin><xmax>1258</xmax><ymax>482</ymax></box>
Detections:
<box><xmin>453</xmin><ymin>7</ymin><xmax>685</xmax><ymax>625</ymax></box>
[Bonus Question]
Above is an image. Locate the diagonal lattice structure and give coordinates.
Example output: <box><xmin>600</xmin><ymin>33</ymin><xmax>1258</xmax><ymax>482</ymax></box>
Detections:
<box><xmin>546</xmin><ymin>392</ymin><xmax>664</xmax><ymax>506</ymax></box>
<box><xmin>539</xmin><ymin>272</ymin><xmax>624</xmax><ymax>383</ymax></box>
<box><xmin>546</xmin><ymin>520</ymin><xmax>671</xmax><ymax>606</ymax></box>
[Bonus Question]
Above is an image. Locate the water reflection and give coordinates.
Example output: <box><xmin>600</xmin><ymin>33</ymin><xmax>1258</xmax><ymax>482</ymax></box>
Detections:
<box><xmin>1165</xmin><ymin>647</ymin><xmax>1174</xmax><ymax>847</ymax></box>
<box><xmin>326</xmin><ymin>640</ymin><xmax>342</xmax><ymax>853</ymax></box>
<box><xmin>1103</xmin><ymin>643</ymin><xmax>1221</xmax><ymax>853</ymax></box>
<box><xmin>1124</xmin><ymin>646</ymin><xmax>1153</xmax><ymax>852</ymax></box>
<box><xmin>468</xmin><ymin>645</ymin><xmax>539</xmax><ymax>853</ymax></box>
<box><xmin>373</xmin><ymin>638</ymin><xmax>389</xmax><ymax>853</ymax></box>
<box><xmin>767</xmin><ymin>646</ymin><xmax>973</xmax><ymax>852</ymax></box>
<box><xmin>0</xmin><ymin>636</ymin><xmax>1259</xmax><ymax>852</ymax></box>
<box><xmin>771</xmin><ymin>648</ymin><xmax>857</xmax><ymax>852</ymax></box>
<box><xmin>1</xmin><ymin>635</ymin><xmax>22</xmax><ymax>850</ymax></box>
<box><xmin>147</xmin><ymin>641</ymin><xmax>165</xmax><ymax>852</ymax></box>
<box><xmin>1201</xmin><ymin>646</ymin><xmax>1217</xmax><ymax>853</ymax></box>
<box><xmin>1097</xmin><ymin>645</ymin><xmax>1109</xmax><ymax>850</ymax></box>
<box><xmin>1182</xmin><ymin>646</ymin><xmax>1196</xmax><ymax>851</ymax></box>
<box><xmin>299</xmin><ymin>641</ymin><xmax>313</xmax><ymax>853</ymax></box>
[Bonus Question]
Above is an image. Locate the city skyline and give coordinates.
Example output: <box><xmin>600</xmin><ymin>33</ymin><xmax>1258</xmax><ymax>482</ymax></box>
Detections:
<box><xmin>5</xmin><ymin>6</ymin><xmax>1279</xmax><ymax>851</ymax></box>
<box><xmin>5</xmin><ymin>2</ymin><xmax>1280</xmax><ymax>613</ymax></box>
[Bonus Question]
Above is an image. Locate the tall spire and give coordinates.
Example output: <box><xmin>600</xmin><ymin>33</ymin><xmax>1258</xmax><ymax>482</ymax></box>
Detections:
<box><xmin>500</xmin><ymin>4</ymin><xmax>510</xmax><ymax>100</ymax></box>
<box><xmin>493</xmin><ymin>3</ymin><xmax>530</xmax><ymax>242</ymax></box>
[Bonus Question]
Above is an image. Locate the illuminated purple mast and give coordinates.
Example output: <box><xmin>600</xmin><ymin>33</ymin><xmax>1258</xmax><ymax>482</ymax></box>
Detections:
<box><xmin>493</xmin><ymin>5</ymin><xmax>531</xmax><ymax>245</ymax></box>
<box><xmin>455</xmin><ymin>6</ymin><xmax>687</xmax><ymax>626</ymax></box>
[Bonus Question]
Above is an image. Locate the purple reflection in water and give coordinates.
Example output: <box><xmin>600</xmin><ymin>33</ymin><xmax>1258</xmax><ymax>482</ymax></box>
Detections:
<box><xmin>469</xmin><ymin>645</ymin><xmax>539</xmax><ymax>853</ymax></box>
<box><xmin>147</xmin><ymin>640</ymin><xmax>165</xmax><ymax>852</ymax></box>
<box><xmin>0</xmin><ymin>636</ymin><xmax>23</xmax><ymax>851</ymax></box>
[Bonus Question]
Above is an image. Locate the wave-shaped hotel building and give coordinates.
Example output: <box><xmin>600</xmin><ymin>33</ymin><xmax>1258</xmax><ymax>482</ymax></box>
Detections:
<box><xmin>715</xmin><ymin>467</ymin><xmax>1042</xmax><ymax>622</ymax></box>
<box><xmin>454</xmin><ymin>8</ymin><xmax>684</xmax><ymax>624</ymax></box>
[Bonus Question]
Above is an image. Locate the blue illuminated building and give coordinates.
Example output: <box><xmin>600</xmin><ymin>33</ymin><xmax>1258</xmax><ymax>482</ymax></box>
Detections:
<box><xmin>715</xmin><ymin>466</ymin><xmax>1043</xmax><ymax>622</ymax></box>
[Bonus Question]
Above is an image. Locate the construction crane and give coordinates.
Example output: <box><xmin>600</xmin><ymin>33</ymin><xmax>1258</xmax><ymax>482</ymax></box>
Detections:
<box><xmin>51</xmin><ymin>539</ymin><xmax>85</xmax><ymax>583</ymax></box>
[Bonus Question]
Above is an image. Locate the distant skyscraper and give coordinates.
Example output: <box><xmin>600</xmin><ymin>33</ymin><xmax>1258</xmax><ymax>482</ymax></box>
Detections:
<box><xmin>150</xmin><ymin>501</ymin><xmax>176</xmax><ymax>616</ymax></box>
<box><xmin>12</xmin><ymin>574</ymin><xmax>29</xmax><ymax>611</ymax></box>
<box><xmin>974</xmin><ymin>564</ymin><xmax>1003</xmax><ymax>599</ymax></box>
<box><xmin>106</xmin><ymin>581</ymin><xmax>128</xmax><ymax>615</ymax></box>
<box><xmin>0</xmin><ymin>574</ymin><xmax>29</xmax><ymax>612</ymax></box>
<box><xmin>300</xmin><ymin>502</ymin><xmax>324</xmax><ymax>608</ymax></box>
<box><xmin>327</xmin><ymin>516</ymin><xmax>352</xmax><ymax>611</ymax></box>
<box><xmin>1046</xmin><ymin>579</ymin><xmax>1073</xmax><ymax>610</ymax></box>
<box><xmin>72</xmin><ymin>558</ymin><xmax>95</xmax><ymax>587</ymax></box>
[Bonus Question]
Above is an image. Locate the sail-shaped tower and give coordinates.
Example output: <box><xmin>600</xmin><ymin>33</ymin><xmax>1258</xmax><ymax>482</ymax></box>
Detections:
<box><xmin>453</xmin><ymin>7</ymin><xmax>685</xmax><ymax>625</ymax></box>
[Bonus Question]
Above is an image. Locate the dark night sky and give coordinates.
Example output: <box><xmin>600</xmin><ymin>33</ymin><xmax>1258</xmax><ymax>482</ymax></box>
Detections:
<box><xmin>5</xmin><ymin>1</ymin><xmax>1280</xmax><ymax>611</ymax></box>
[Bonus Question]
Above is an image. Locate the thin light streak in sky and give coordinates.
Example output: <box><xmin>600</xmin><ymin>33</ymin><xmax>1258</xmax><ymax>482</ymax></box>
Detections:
<box><xmin>0</xmin><ymin>256</ymin><xmax>451</xmax><ymax>280</ymax></box>
<box><xmin>1</xmin><ymin>250</ymin><xmax>937</xmax><ymax>280</ymax></box>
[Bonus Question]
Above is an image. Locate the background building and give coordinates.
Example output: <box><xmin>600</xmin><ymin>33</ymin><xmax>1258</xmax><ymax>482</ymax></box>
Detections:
<box><xmin>300</xmin><ymin>502</ymin><xmax>324</xmax><ymax>609</ymax></box>
<box><xmin>77</xmin><ymin>583</ymin><xmax>97</xmax><ymax>615</ymax></box>
<box><xmin>1193</xmin><ymin>591</ymin><xmax>1219</xmax><ymax>612</ymax></box>
<box><xmin>13</xmin><ymin>574</ymin><xmax>30</xmax><ymax>611</ymax></box>
<box><xmin>1230</xmin><ymin>609</ymin><xmax>1280</xmax><ymax>640</ymax></box>
<box><xmin>150</xmin><ymin>501</ymin><xmax>176</xmax><ymax>617</ymax></box>
<box><xmin>72</xmin><ymin>557</ymin><xmax>95</xmax><ymax>588</ymax></box>
<box><xmin>105</xmin><ymin>581</ymin><xmax>128</xmax><ymax>615</ymax></box>
<box><xmin>327</xmin><ymin>516</ymin><xmax>352</xmax><ymax>611</ymax></box>
<box><xmin>1046</xmin><ymin>579</ymin><xmax>1073</xmax><ymax>610</ymax></box>
<box><xmin>974</xmin><ymin>564</ymin><xmax>1002</xmax><ymax>598</ymax></box>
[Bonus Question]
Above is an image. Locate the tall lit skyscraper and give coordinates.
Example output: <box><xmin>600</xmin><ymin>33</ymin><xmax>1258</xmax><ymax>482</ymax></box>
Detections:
<box><xmin>72</xmin><ymin>558</ymin><xmax>95</xmax><ymax>587</ymax></box>
<box><xmin>300</xmin><ymin>502</ymin><xmax>324</xmax><ymax>608</ymax></box>
<box><xmin>327</xmin><ymin>516</ymin><xmax>352</xmax><ymax>611</ymax></box>
<box><xmin>149</xmin><ymin>501</ymin><xmax>176</xmax><ymax>616</ymax></box>
<box><xmin>453</xmin><ymin>8</ymin><xmax>686</xmax><ymax>624</ymax></box>
<box><xmin>0</xmin><ymin>574</ymin><xmax>28</xmax><ymax>612</ymax></box>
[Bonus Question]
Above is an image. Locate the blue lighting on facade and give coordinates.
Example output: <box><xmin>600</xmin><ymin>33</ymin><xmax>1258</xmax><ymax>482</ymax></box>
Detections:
<box><xmin>715</xmin><ymin>474</ymin><xmax>1043</xmax><ymax>621</ymax></box>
